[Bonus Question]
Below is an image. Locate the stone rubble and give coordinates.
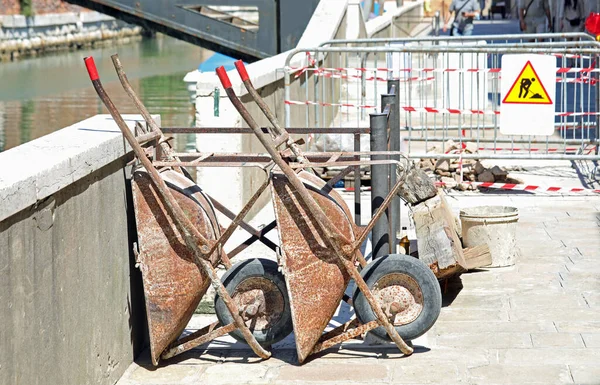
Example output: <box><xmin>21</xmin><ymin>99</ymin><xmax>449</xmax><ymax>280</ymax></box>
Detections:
<box><xmin>417</xmin><ymin>140</ymin><xmax>525</xmax><ymax>191</ymax></box>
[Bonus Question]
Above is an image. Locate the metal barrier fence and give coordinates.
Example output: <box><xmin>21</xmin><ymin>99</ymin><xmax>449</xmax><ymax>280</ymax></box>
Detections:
<box><xmin>318</xmin><ymin>32</ymin><xmax>596</xmax><ymax>47</ymax></box>
<box><xmin>283</xmin><ymin>36</ymin><xmax>600</xmax><ymax>162</ymax></box>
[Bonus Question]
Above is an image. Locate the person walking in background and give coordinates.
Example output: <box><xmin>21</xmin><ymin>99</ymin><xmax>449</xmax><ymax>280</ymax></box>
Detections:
<box><xmin>518</xmin><ymin>0</ymin><xmax>552</xmax><ymax>34</ymax></box>
<box><xmin>443</xmin><ymin>0</ymin><xmax>480</xmax><ymax>36</ymax></box>
<box><xmin>559</xmin><ymin>0</ymin><xmax>585</xmax><ymax>32</ymax></box>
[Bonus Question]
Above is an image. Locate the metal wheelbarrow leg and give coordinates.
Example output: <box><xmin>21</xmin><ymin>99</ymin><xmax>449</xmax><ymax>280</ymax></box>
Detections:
<box><xmin>217</xmin><ymin>64</ymin><xmax>429</xmax><ymax>362</ymax></box>
<box><xmin>84</xmin><ymin>57</ymin><xmax>271</xmax><ymax>362</ymax></box>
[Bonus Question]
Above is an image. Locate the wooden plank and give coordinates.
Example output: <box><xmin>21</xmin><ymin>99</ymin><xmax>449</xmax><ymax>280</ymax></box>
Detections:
<box><xmin>463</xmin><ymin>244</ymin><xmax>493</xmax><ymax>270</ymax></box>
<box><xmin>412</xmin><ymin>192</ymin><xmax>466</xmax><ymax>279</ymax></box>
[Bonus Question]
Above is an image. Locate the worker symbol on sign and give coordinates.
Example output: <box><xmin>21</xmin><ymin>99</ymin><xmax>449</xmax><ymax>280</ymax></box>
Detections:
<box><xmin>519</xmin><ymin>77</ymin><xmax>535</xmax><ymax>98</ymax></box>
<box><xmin>503</xmin><ymin>60</ymin><xmax>552</xmax><ymax>105</ymax></box>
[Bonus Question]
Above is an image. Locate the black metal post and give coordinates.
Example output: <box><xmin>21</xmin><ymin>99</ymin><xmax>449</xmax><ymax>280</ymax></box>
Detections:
<box><xmin>354</xmin><ymin>133</ymin><xmax>361</xmax><ymax>225</ymax></box>
<box><xmin>384</xmin><ymin>80</ymin><xmax>400</xmax><ymax>252</ymax></box>
<box><xmin>370</xmin><ymin>112</ymin><xmax>390</xmax><ymax>259</ymax></box>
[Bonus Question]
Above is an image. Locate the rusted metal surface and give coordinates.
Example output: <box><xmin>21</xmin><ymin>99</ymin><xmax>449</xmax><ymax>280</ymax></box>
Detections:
<box><xmin>233</xmin><ymin>277</ymin><xmax>285</xmax><ymax>330</ymax></box>
<box><xmin>271</xmin><ymin>171</ymin><xmax>359</xmax><ymax>363</ymax></box>
<box><xmin>135</xmin><ymin>130</ymin><xmax>161</xmax><ymax>144</ymax></box>
<box><xmin>372</xmin><ymin>273</ymin><xmax>423</xmax><ymax>325</ymax></box>
<box><xmin>311</xmin><ymin>320</ymin><xmax>379</xmax><ymax>354</ymax></box>
<box><xmin>429</xmin><ymin>261</ymin><xmax>466</xmax><ymax>280</ymax></box>
<box><xmin>132</xmin><ymin>169</ymin><xmax>223</xmax><ymax>365</ymax></box>
<box><xmin>317</xmin><ymin>318</ymin><xmax>360</xmax><ymax>342</ymax></box>
<box><xmin>161</xmin><ymin>126</ymin><xmax>371</xmax><ymax>134</ymax></box>
<box><xmin>161</xmin><ymin>322</ymin><xmax>236</xmax><ymax>360</ymax></box>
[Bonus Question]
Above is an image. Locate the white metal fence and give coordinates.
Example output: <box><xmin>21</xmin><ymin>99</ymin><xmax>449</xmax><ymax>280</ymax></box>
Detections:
<box><xmin>283</xmin><ymin>34</ymin><xmax>600</xmax><ymax>161</ymax></box>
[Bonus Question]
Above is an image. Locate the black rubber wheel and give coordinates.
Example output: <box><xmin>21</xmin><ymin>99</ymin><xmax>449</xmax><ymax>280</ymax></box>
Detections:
<box><xmin>214</xmin><ymin>258</ymin><xmax>293</xmax><ymax>346</ymax></box>
<box><xmin>352</xmin><ymin>254</ymin><xmax>441</xmax><ymax>342</ymax></box>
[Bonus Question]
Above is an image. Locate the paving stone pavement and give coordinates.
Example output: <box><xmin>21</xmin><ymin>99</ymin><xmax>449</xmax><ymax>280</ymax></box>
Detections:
<box><xmin>116</xmin><ymin>192</ymin><xmax>600</xmax><ymax>385</ymax></box>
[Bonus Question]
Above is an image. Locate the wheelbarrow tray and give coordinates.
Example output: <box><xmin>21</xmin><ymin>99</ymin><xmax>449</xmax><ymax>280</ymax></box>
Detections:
<box><xmin>132</xmin><ymin>168</ymin><xmax>224</xmax><ymax>365</ymax></box>
<box><xmin>271</xmin><ymin>170</ymin><xmax>361</xmax><ymax>362</ymax></box>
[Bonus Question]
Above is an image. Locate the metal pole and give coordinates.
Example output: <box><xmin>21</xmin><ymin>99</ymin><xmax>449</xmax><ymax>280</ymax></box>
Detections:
<box><xmin>370</xmin><ymin>112</ymin><xmax>390</xmax><ymax>259</ymax></box>
<box><xmin>385</xmin><ymin>80</ymin><xmax>400</xmax><ymax>252</ymax></box>
<box><xmin>354</xmin><ymin>133</ymin><xmax>361</xmax><ymax>226</ymax></box>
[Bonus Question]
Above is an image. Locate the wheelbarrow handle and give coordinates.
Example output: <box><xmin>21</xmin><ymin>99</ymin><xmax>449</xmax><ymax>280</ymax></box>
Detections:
<box><xmin>232</xmin><ymin>60</ymin><xmax>308</xmax><ymax>164</ymax></box>
<box><xmin>84</xmin><ymin>56</ymin><xmax>99</xmax><ymax>81</ymax></box>
<box><xmin>215</xmin><ymin>66</ymin><xmax>232</xmax><ymax>88</ymax></box>
<box><xmin>234</xmin><ymin>60</ymin><xmax>250</xmax><ymax>82</ymax></box>
<box><xmin>83</xmin><ymin>56</ymin><xmax>211</xmax><ymax>252</ymax></box>
<box><xmin>110</xmin><ymin>55</ymin><xmax>162</xmax><ymax>139</ymax></box>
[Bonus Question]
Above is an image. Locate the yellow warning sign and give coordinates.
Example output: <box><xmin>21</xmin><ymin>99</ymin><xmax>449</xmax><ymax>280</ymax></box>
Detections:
<box><xmin>502</xmin><ymin>60</ymin><xmax>553</xmax><ymax>105</ymax></box>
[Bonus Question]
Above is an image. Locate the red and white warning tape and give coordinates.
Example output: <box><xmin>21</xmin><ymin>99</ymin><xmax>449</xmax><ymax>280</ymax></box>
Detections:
<box><xmin>400</xmin><ymin>106</ymin><xmax>499</xmax><ymax>115</ymax></box>
<box><xmin>290</xmin><ymin>66</ymin><xmax>600</xmax><ymax>75</ymax></box>
<box><xmin>310</xmin><ymin>71</ymin><xmax>437</xmax><ymax>83</ymax></box>
<box><xmin>285</xmin><ymin>100</ymin><xmax>600</xmax><ymax>117</ymax></box>
<box><xmin>477</xmin><ymin>146</ymin><xmax>595</xmax><ymax>154</ymax></box>
<box><xmin>556</xmin><ymin>76</ymin><xmax>598</xmax><ymax>84</ymax></box>
<box><xmin>344</xmin><ymin>183</ymin><xmax>600</xmax><ymax>194</ymax></box>
<box><xmin>305</xmin><ymin>69</ymin><xmax>596</xmax><ymax>85</ymax></box>
<box><xmin>284</xmin><ymin>100</ymin><xmax>378</xmax><ymax>109</ymax></box>
<box><xmin>436</xmin><ymin>181</ymin><xmax>600</xmax><ymax>194</ymax></box>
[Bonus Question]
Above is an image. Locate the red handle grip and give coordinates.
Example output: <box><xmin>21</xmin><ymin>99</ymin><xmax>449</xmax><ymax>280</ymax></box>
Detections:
<box><xmin>84</xmin><ymin>56</ymin><xmax>99</xmax><ymax>81</ymax></box>
<box><xmin>234</xmin><ymin>60</ymin><xmax>249</xmax><ymax>82</ymax></box>
<box><xmin>215</xmin><ymin>66</ymin><xmax>232</xmax><ymax>89</ymax></box>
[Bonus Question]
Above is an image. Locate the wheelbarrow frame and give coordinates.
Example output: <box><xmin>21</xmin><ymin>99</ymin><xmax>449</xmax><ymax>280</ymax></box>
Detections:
<box><xmin>84</xmin><ymin>56</ymin><xmax>273</xmax><ymax>364</ymax></box>
<box><xmin>215</xmin><ymin>62</ymin><xmax>415</xmax><ymax>361</ymax></box>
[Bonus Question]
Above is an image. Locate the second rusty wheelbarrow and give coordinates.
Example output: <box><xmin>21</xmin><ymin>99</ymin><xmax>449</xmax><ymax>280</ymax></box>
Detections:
<box><xmin>215</xmin><ymin>62</ymin><xmax>442</xmax><ymax>363</ymax></box>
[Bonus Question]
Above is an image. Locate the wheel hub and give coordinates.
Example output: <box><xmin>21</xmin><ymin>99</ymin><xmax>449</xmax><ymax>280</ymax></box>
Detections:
<box><xmin>233</xmin><ymin>277</ymin><xmax>285</xmax><ymax>331</ymax></box>
<box><xmin>373</xmin><ymin>273</ymin><xmax>424</xmax><ymax>325</ymax></box>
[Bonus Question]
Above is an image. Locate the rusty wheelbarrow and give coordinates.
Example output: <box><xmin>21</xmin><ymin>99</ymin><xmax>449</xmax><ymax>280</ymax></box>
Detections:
<box><xmin>214</xmin><ymin>62</ymin><xmax>443</xmax><ymax>363</ymax></box>
<box><xmin>84</xmin><ymin>56</ymin><xmax>296</xmax><ymax>365</ymax></box>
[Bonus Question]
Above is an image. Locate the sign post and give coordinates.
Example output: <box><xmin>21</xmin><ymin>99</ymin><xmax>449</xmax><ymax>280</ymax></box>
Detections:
<box><xmin>500</xmin><ymin>54</ymin><xmax>556</xmax><ymax>136</ymax></box>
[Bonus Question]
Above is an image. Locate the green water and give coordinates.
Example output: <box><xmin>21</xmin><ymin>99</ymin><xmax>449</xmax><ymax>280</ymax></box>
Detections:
<box><xmin>0</xmin><ymin>35</ymin><xmax>211</xmax><ymax>152</ymax></box>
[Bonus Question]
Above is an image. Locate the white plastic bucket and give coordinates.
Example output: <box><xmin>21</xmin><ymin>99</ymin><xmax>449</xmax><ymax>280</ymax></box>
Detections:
<box><xmin>460</xmin><ymin>206</ymin><xmax>519</xmax><ymax>267</ymax></box>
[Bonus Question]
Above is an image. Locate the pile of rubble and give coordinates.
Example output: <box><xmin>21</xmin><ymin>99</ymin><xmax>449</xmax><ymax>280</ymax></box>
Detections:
<box><xmin>417</xmin><ymin>140</ymin><xmax>524</xmax><ymax>190</ymax></box>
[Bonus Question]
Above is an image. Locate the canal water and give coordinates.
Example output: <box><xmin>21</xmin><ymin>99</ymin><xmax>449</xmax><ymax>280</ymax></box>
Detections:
<box><xmin>0</xmin><ymin>35</ymin><xmax>211</xmax><ymax>152</ymax></box>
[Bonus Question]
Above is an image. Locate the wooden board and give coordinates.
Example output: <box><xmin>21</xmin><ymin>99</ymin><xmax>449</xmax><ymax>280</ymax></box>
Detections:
<box><xmin>412</xmin><ymin>192</ymin><xmax>466</xmax><ymax>279</ymax></box>
<box><xmin>463</xmin><ymin>244</ymin><xmax>493</xmax><ymax>270</ymax></box>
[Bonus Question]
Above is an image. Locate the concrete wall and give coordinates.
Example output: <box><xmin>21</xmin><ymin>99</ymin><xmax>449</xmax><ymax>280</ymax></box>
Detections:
<box><xmin>0</xmin><ymin>115</ymin><xmax>150</xmax><ymax>385</ymax></box>
<box><xmin>0</xmin><ymin>11</ymin><xmax>141</xmax><ymax>61</ymax></box>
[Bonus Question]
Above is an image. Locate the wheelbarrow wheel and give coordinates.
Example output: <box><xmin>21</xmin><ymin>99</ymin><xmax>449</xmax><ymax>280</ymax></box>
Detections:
<box><xmin>352</xmin><ymin>254</ymin><xmax>442</xmax><ymax>342</ymax></box>
<box><xmin>214</xmin><ymin>258</ymin><xmax>293</xmax><ymax>347</ymax></box>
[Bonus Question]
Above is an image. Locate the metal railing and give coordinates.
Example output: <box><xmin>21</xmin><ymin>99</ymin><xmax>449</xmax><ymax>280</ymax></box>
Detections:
<box><xmin>283</xmin><ymin>38</ymin><xmax>600</xmax><ymax>163</ymax></box>
<box><xmin>318</xmin><ymin>32</ymin><xmax>597</xmax><ymax>47</ymax></box>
